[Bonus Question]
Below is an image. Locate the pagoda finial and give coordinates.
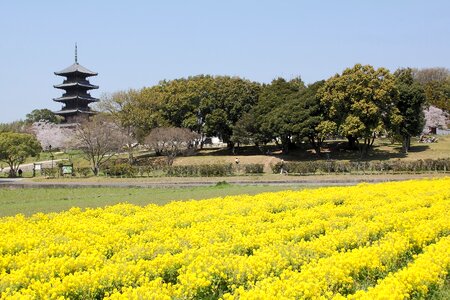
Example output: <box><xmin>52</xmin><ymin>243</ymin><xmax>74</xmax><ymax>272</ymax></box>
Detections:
<box><xmin>75</xmin><ymin>43</ymin><xmax>78</xmax><ymax>64</ymax></box>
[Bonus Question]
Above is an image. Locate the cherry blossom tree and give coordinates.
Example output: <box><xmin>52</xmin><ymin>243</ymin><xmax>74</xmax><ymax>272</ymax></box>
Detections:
<box><xmin>423</xmin><ymin>106</ymin><xmax>448</xmax><ymax>132</ymax></box>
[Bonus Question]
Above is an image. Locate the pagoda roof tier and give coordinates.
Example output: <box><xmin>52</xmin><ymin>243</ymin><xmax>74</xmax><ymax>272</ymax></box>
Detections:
<box><xmin>54</xmin><ymin>82</ymin><xmax>99</xmax><ymax>90</ymax></box>
<box><xmin>55</xmin><ymin>63</ymin><xmax>98</xmax><ymax>77</ymax></box>
<box><xmin>53</xmin><ymin>95</ymin><xmax>99</xmax><ymax>103</ymax></box>
<box><xmin>54</xmin><ymin>109</ymin><xmax>97</xmax><ymax>115</ymax></box>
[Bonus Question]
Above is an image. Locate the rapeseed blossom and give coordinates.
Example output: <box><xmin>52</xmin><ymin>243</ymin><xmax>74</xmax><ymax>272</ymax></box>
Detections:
<box><xmin>0</xmin><ymin>178</ymin><xmax>449</xmax><ymax>299</ymax></box>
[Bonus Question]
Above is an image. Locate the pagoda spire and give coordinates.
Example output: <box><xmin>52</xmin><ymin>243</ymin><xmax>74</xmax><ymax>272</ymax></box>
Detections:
<box><xmin>75</xmin><ymin>43</ymin><xmax>78</xmax><ymax>64</ymax></box>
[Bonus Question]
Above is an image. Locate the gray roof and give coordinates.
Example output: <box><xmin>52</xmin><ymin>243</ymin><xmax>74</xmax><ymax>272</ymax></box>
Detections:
<box><xmin>55</xmin><ymin>63</ymin><xmax>98</xmax><ymax>76</ymax></box>
<box><xmin>53</xmin><ymin>95</ymin><xmax>99</xmax><ymax>102</ymax></box>
<box><xmin>54</xmin><ymin>109</ymin><xmax>97</xmax><ymax>115</ymax></box>
<box><xmin>54</xmin><ymin>82</ymin><xmax>99</xmax><ymax>89</ymax></box>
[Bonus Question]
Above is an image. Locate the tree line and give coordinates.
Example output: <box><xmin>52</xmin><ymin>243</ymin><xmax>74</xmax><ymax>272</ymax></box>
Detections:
<box><xmin>98</xmin><ymin>65</ymin><xmax>449</xmax><ymax>155</ymax></box>
<box><xmin>0</xmin><ymin>65</ymin><xmax>448</xmax><ymax>177</ymax></box>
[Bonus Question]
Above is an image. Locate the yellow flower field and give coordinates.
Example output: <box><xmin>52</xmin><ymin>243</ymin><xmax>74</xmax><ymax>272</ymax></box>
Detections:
<box><xmin>1</xmin><ymin>178</ymin><xmax>449</xmax><ymax>299</ymax></box>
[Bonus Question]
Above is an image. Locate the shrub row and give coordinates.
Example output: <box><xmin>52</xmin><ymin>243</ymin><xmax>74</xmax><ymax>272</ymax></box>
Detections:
<box><xmin>271</xmin><ymin>158</ymin><xmax>450</xmax><ymax>174</ymax></box>
<box><xmin>42</xmin><ymin>168</ymin><xmax>58</xmax><ymax>177</ymax></box>
<box><xmin>166</xmin><ymin>164</ymin><xmax>234</xmax><ymax>177</ymax></box>
<box><xmin>243</xmin><ymin>163</ymin><xmax>265</xmax><ymax>174</ymax></box>
<box><xmin>41</xmin><ymin>167</ymin><xmax>92</xmax><ymax>177</ymax></box>
<box><xmin>102</xmin><ymin>163</ymin><xmax>265</xmax><ymax>177</ymax></box>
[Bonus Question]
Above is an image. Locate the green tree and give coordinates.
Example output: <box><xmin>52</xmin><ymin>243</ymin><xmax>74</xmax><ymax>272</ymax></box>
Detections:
<box><xmin>25</xmin><ymin>109</ymin><xmax>62</xmax><ymax>124</ymax></box>
<box><xmin>231</xmin><ymin>112</ymin><xmax>264</xmax><ymax>148</ymax></box>
<box><xmin>157</xmin><ymin>75</ymin><xmax>260</xmax><ymax>149</ymax></box>
<box><xmin>157</xmin><ymin>75</ymin><xmax>213</xmax><ymax>135</ymax></box>
<box><xmin>318</xmin><ymin>64</ymin><xmax>400</xmax><ymax>155</ymax></box>
<box><xmin>119</xmin><ymin>88</ymin><xmax>168</xmax><ymax>142</ymax></box>
<box><xmin>287</xmin><ymin>80</ymin><xmax>326</xmax><ymax>154</ymax></box>
<box><xmin>0</xmin><ymin>132</ymin><xmax>42</xmax><ymax>177</ymax></box>
<box><xmin>201</xmin><ymin>76</ymin><xmax>260</xmax><ymax>148</ymax></box>
<box><xmin>250</xmin><ymin>78</ymin><xmax>305</xmax><ymax>153</ymax></box>
<box><xmin>393</xmin><ymin>68</ymin><xmax>426</xmax><ymax>153</ymax></box>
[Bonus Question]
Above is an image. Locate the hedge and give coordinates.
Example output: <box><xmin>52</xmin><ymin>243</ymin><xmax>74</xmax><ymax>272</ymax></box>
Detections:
<box><xmin>271</xmin><ymin>158</ymin><xmax>450</xmax><ymax>175</ymax></box>
<box><xmin>243</xmin><ymin>163</ymin><xmax>265</xmax><ymax>174</ymax></box>
<box><xmin>167</xmin><ymin>164</ymin><xmax>234</xmax><ymax>177</ymax></box>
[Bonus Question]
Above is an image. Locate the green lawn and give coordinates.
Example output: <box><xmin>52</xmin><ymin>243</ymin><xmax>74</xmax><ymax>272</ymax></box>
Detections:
<box><xmin>0</xmin><ymin>184</ymin><xmax>308</xmax><ymax>217</ymax></box>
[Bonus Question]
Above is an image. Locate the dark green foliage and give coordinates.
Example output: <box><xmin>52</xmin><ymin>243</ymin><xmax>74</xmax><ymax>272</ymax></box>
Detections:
<box><xmin>0</xmin><ymin>132</ymin><xmax>42</xmax><ymax>177</ymax></box>
<box><xmin>25</xmin><ymin>109</ymin><xmax>62</xmax><ymax>124</ymax></box>
<box><xmin>155</xmin><ymin>75</ymin><xmax>260</xmax><ymax>147</ymax></box>
<box><xmin>247</xmin><ymin>77</ymin><xmax>306</xmax><ymax>153</ymax></box>
<box><xmin>393</xmin><ymin>68</ymin><xmax>426</xmax><ymax>152</ymax></box>
<box><xmin>286</xmin><ymin>80</ymin><xmax>326</xmax><ymax>154</ymax></box>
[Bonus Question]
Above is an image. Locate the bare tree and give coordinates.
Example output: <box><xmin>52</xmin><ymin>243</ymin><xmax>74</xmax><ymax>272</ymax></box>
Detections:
<box><xmin>412</xmin><ymin>67</ymin><xmax>450</xmax><ymax>84</ymax></box>
<box><xmin>144</xmin><ymin>127</ymin><xmax>200</xmax><ymax>165</ymax></box>
<box><xmin>72</xmin><ymin>114</ymin><xmax>127</xmax><ymax>175</ymax></box>
<box><xmin>96</xmin><ymin>90</ymin><xmax>140</xmax><ymax>163</ymax></box>
<box><xmin>95</xmin><ymin>90</ymin><xmax>137</xmax><ymax>115</ymax></box>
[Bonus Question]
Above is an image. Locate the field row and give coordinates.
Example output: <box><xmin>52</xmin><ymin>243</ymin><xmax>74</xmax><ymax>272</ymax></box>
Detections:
<box><xmin>0</xmin><ymin>178</ymin><xmax>449</xmax><ymax>299</ymax></box>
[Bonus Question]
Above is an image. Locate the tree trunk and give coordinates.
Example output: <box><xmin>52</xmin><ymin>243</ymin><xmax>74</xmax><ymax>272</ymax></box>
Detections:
<box><xmin>7</xmin><ymin>161</ymin><xmax>17</xmax><ymax>178</ymax></box>
<box><xmin>128</xmin><ymin>151</ymin><xmax>134</xmax><ymax>164</ymax></box>
<box><xmin>370</xmin><ymin>132</ymin><xmax>376</xmax><ymax>146</ymax></box>
<box><xmin>281</xmin><ymin>137</ymin><xmax>290</xmax><ymax>155</ymax></box>
<box><xmin>402</xmin><ymin>135</ymin><xmax>411</xmax><ymax>153</ymax></box>
<box><xmin>8</xmin><ymin>169</ymin><xmax>16</xmax><ymax>178</ymax></box>
<box><xmin>347</xmin><ymin>135</ymin><xmax>358</xmax><ymax>150</ymax></box>
<box><xmin>308</xmin><ymin>136</ymin><xmax>321</xmax><ymax>155</ymax></box>
<box><xmin>92</xmin><ymin>163</ymin><xmax>99</xmax><ymax>176</ymax></box>
<box><xmin>359</xmin><ymin>138</ymin><xmax>371</xmax><ymax>157</ymax></box>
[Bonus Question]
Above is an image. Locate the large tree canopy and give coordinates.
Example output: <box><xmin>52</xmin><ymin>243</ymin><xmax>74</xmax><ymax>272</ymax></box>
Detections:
<box><xmin>25</xmin><ymin>109</ymin><xmax>61</xmax><ymax>124</ymax></box>
<box><xmin>318</xmin><ymin>64</ymin><xmax>400</xmax><ymax>154</ymax></box>
<box><xmin>248</xmin><ymin>77</ymin><xmax>305</xmax><ymax>153</ymax></box>
<box><xmin>0</xmin><ymin>132</ymin><xmax>42</xmax><ymax>177</ymax></box>
<box><xmin>111</xmin><ymin>75</ymin><xmax>261</xmax><ymax>149</ymax></box>
<box><xmin>94</xmin><ymin>65</ymin><xmax>438</xmax><ymax>158</ymax></box>
<box><xmin>286</xmin><ymin>80</ymin><xmax>326</xmax><ymax>154</ymax></box>
<box><xmin>393</xmin><ymin>68</ymin><xmax>426</xmax><ymax>152</ymax></box>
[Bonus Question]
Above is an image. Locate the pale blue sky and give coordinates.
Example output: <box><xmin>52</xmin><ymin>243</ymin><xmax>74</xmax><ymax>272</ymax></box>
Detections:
<box><xmin>0</xmin><ymin>0</ymin><xmax>449</xmax><ymax>123</ymax></box>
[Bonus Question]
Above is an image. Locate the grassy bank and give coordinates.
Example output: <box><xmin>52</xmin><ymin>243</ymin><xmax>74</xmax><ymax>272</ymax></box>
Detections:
<box><xmin>0</xmin><ymin>184</ymin><xmax>308</xmax><ymax>217</ymax></box>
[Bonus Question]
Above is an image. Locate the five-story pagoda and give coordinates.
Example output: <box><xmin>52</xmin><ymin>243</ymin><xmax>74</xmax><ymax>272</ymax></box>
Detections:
<box><xmin>53</xmin><ymin>45</ymin><xmax>98</xmax><ymax>123</ymax></box>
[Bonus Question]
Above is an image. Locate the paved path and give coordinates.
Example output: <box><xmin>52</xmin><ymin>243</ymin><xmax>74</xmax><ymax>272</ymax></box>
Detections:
<box><xmin>0</xmin><ymin>178</ymin><xmax>24</xmax><ymax>185</ymax></box>
<box><xmin>1</xmin><ymin>160</ymin><xmax>63</xmax><ymax>173</ymax></box>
